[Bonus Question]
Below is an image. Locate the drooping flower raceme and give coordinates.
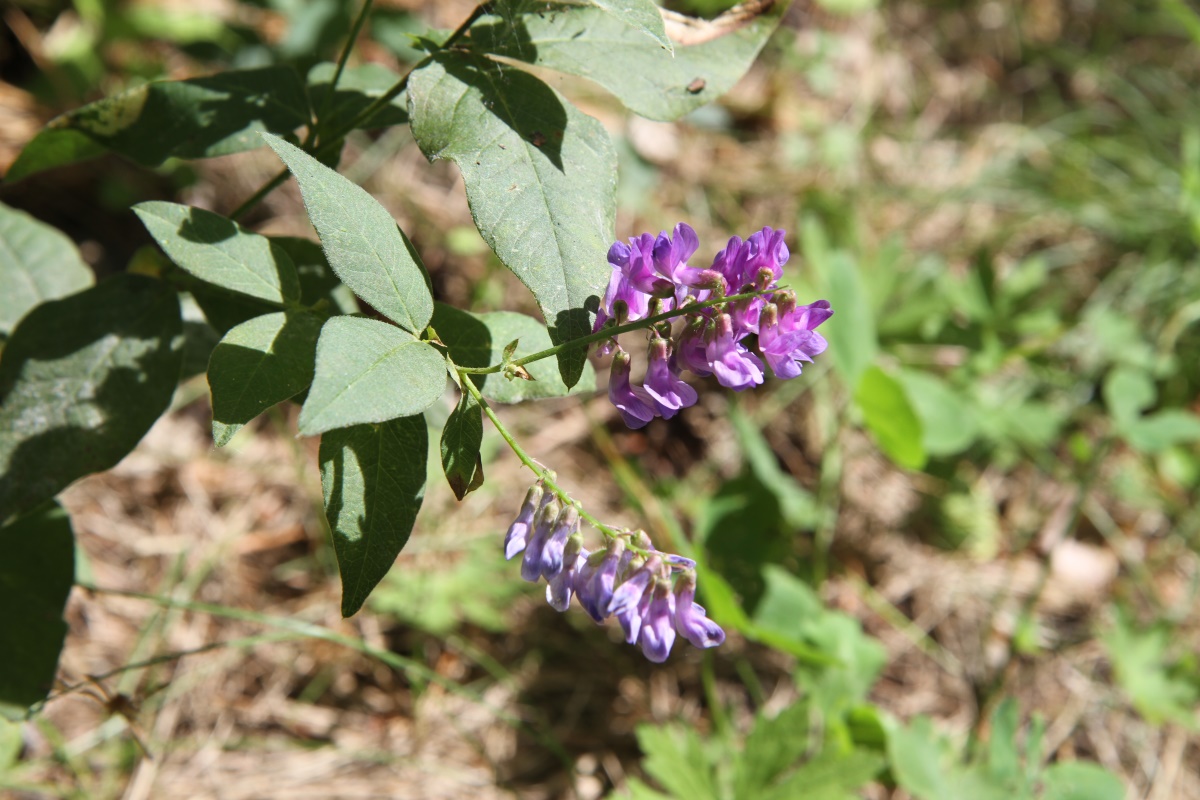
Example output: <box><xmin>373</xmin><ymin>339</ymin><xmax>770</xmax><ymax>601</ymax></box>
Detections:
<box><xmin>595</xmin><ymin>224</ymin><xmax>832</xmax><ymax>426</ymax></box>
<box><xmin>505</xmin><ymin>479</ymin><xmax>724</xmax><ymax>663</ymax></box>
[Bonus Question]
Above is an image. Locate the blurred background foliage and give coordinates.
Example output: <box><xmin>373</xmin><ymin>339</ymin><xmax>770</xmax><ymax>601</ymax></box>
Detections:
<box><xmin>1</xmin><ymin>0</ymin><xmax>1199</xmax><ymax>797</ymax></box>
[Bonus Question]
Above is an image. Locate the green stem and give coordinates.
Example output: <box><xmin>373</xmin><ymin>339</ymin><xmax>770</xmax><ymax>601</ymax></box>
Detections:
<box><xmin>315</xmin><ymin>0</ymin><xmax>375</xmax><ymax>136</ymax></box>
<box><xmin>457</xmin><ymin>287</ymin><xmax>779</xmax><ymax>375</ymax></box>
<box><xmin>456</xmin><ymin>366</ymin><xmax>650</xmax><ymax>555</ymax></box>
<box><xmin>229</xmin><ymin>2</ymin><xmax>489</xmax><ymax>219</ymax></box>
<box><xmin>229</xmin><ymin>169</ymin><xmax>289</xmax><ymax>221</ymax></box>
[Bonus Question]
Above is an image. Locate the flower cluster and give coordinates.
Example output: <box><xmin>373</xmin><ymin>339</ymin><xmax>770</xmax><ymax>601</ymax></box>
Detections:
<box><xmin>596</xmin><ymin>223</ymin><xmax>833</xmax><ymax>428</ymax></box>
<box><xmin>504</xmin><ymin>481</ymin><xmax>725</xmax><ymax>662</ymax></box>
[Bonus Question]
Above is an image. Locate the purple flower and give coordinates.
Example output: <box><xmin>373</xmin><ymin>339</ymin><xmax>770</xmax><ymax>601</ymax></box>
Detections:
<box><xmin>740</xmin><ymin>226</ymin><xmax>789</xmax><ymax>287</ymax></box>
<box><xmin>643</xmin><ymin>339</ymin><xmax>698</xmax><ymax>419</ymax></box>
<box><xmin>576</xmin><ymin>538</ymin><xmax>626</xmax><ymax>622</ymax></box>
<box><xmin>609</xmin><ymin>348</ymin><xmax>657</xmax><ymax>429</ymax></box>
<box><xmin>709</xmin><ymin>235</ymin><xmax>746</xmax><ymax>287</ymax></box>
<box><xmin>617</xmin><ymin>589</ymin><xmax>650</xmax><ymax>645</ymax></box>
<box><xmin>503</xmin><ymin>482</ymin><xmax>544</xmax><ymax>560</ymax></box>
<box><xmin>674</xmin><ymin>318</ymin><xmax>713</xmax><ymax>377</ymax></box>
<box><xmin>759</xmin><ymin>300</ymin><xmax>831</xmax><ymax>379</ymax></box>
<box><xmin>602</xmin><ymin>265</ymin><xmax>650</xmax><ymax>323</ymax></box>
<box><xmin>547</xmin><ymin>534</ymin><xmax>587</xmax><ymax>612</ymax></box>
<box><xmin>706</xmin><ymin>313</ymin><xmax>764</xmax><ymax>391</ymax></box>
<box><xmin>651</xmin><ymin>223</ymin><xmax>699</xmax><ymax>281</ymax></box>
<box><xmin>638</xmin><ymin>580</ymin><xmax>677</xmax><ymax>663</ymax></box>
<box><xmin>520</xmin><ymin>495</ymin><xmax>561</xmax><ymax>582</ymax></box>
<box><xmin>539</xmin><ymin>505</ymin><xmax>580</xmax><ymax>581</ymax></box>
<box><xmin>610</xmin><ymin>555</ymin><xmax>662</xmax><ymax>615</ymax></box>
<box><xmin>615</xmin><ymin>234</ymin><xmax>675</xmax><ymax>297</ymax></box>
<box><xmin>673</xmin><ymin>572</ymin><xmax>725</xmax><ymax>649</ymax></box>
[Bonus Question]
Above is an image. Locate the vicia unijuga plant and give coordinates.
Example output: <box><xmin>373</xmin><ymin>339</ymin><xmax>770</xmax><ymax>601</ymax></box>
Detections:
<box><xmin>0</xmin><ymin>0</ymin><xmax>822</xmax><ymax>715</ymax></box>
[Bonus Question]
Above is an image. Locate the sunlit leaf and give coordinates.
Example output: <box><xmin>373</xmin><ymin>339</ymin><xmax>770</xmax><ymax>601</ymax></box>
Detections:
<box><xmin>408</xmin><ymin>52</ymin><xmax>615</xmax><ymax>388</ymax></box>
<box><xmin>298</xmin><ymin>317</ymin><xmax>446</xmax><ymax>436</ymax></box>
<box><xmin>0</xmin><ymin>203</ymin><xmax>93</xmax><ymax>338</ymax></box>
<box><xmin>471</xmin><ymin>1</ymin><xmax>789</xmax><ymax>121</ymax></box>
<box><xmin>263</xmin><ymin>135</ymin><xmax>433</xmax><ymax>334</ymax></box>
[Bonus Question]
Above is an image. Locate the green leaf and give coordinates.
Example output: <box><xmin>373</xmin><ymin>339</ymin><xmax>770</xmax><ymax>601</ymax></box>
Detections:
<box><xmin>1102</xmin><ymin>366</ymin><xmax>1156</xmax><ymax>429</ymax></box>
<box><xmin>408</xmin><ymin>52</ymin><xmax>615</xmax><ymax>388</ymax></box>
<box><xmin>0</xmin><ymin>502</ymin><xmax>75</xmax><ymax>719</ymax></box>
<box><xmin>471</xmin><ymin>1</ymin><xmax>789</xmax><ymax>121</ymax></box>
<box><xmin>588</xmin><ymin>0</ymin><xmax>672</xmax><ymax>52</ymax></box>
<box><xmin>635</xmin><ymin>724</ymin><xmax>721</xmax><ymax>800</ymax></box>
<box><xmin>900</xmin><ymin>370</ymin><xmax>978</xmax><ymax>457</ymax></box>
<box><xmin>441</xmin><ymin>390</ymin><xmax>485</xmax><ymax>500</ymax></box>
<box><xmin>0</xmin><ymin>716</ymin><xmax>21</xmax><ymax>768</ymax></box>
<box><xmin>729</xmin><ymin>406</ymin><xmax>820</xmax><ymax>528</ymax></box>
<box><xmin>262</xmin><ymin>135</ymin><xmax>433</xmax><ymax>334</ymax></box>
<box><xmin>0</xmin><ymin>202</ymin><xmax>93</xmax><ymax>337</ymax></box>
<box><xmin>134</xmin><ymin>202</ymin><xmax>301</xmax><ymax>305</ymax></box>
<box><xmin>800</xmin><ymin>225</ymin><xmax>876</xmax><ymax>385</ymax></box>
<box><xmin>8</xmin><ymin>67</ymin><xmax>310</xmax><ymax>181</ymax></box>
<box><xmin>298</xmin><ymin>317</ymin><xmax>446</xmax><ymax>436</ymax></box>
<box><xmin>1102</xmin><ymin>609</ymin><xmax>1199</xmax><ymax>726</ymax></box>
<box><xmin>762</xmin><ymin>749</ymin><xmax>884</xmax><ymax>800</ymax></box>
<box><xmin>431</xmin><ymin>303</ymin><xmax>596</xmax><ymax>402</ymax></box>
<box><xmin>886</xmin><ymin>716</ymin><xmax>955</xmax><ymax>800</ymax></box>
<box><xmin>1123</xmin><ymin>410</ymin><xmax>1200</xmax><ymax>454</ymax></box>
<box><xmin>734</xmin><ymin>701</ymin><xmax>812</xmax><ymax>796</ymax></box>
<box><xmin>855</xmin><ymin>366</ymin><xmax>926</xmax><ymax>470</ymax></box>
<box><xmin>320</xmin><ymin>415</ymin><xmax>428</xmax><ymax>616</ymax></box>
<box><xmin>307</xmin><ymin>62</ymin><xmax>409</xmax><ymax>129</ymax></box>
<box><xmin>208</xmin><ymin>311</ymin><xmax>324</xmax><ymax>446</ymax></box>
<box><xmin>0</xmin><ymin>275</ymin><xmax>183</xmax><ymax>523</ymax></box>
<box><xmin>1040</xmin><ymin>762</ymin><xmax>1125</xmax><ymax>800</ymax></box>
<box><xmin>271</xmin><ymin>236</ymin><xmax>361</xmax><ymax>315</ymax></box>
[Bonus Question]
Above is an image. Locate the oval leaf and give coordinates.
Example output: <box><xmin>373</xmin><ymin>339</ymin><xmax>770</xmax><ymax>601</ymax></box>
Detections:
<box><xmin>134</xmin><ymin>201</ymin><xmax>301</xmax><ymax>304</ymax></box>
<box><xmin>262</xmin><ymin>135</ymin><xmax>433</xmax><ymax>333</ymax></box>
<box><xmin>589</xmin><ymin>0</ymin><xmax>672</xmax><ymax>52</ymax></box>
<box><xmin>320</xmin><ymin>415</ymin><xmax>428</xmax><ymax>616</ymax></box>
<box><xmin>854</xmin><ymin>366</ymin><xmax>926</xmax><ymax>471</ymax></box>
<box><xmin>408</xmin><ymin>52</ymin><xmax>615</xmax><ymax>389</ymax></box>
<box><xmin>899</xmin><ymin>370</ymin><xmax>978</xmax><ymax>457</ymax></box>
<box><xmin>298</xmin><ymin>316</ymin><xmax>446</xmax><ymax>436</ymax></box>
<box><xmin>469</xmin><ymin>2</ymin><xmax>788</xmax><ymax>121</ymax></box>
<box><xmin>0</xmin><ymin>202</ymin><xmax>94</xmax><ymax>337</ymax></box>
<box><xmin>0</xmin><ymin>274</ymin><xmax>183</xmax><ymax>523</ymax></box>
<box><xmin>0</xmin><ymin>502</ymin><xmax>75</xmax><ymax>718</ymax></box>
<box><xmin>208</xmin><ymin>311</ymin><xmax>324</xmax><ymax>446</ymax></box>
<box><xmin>431</xmin><ymin>303</ymin><xmax>595</xmax><ymax>402</ymax></box>
<box><xmin>441</xmin><ymin>390</ymin><xmax>484</xmax><ymax>500</ymax></box>
<box><xmin>8</xmin><ymin>67</ymin><xmax>310</xmax><ymax>181</ymax></box>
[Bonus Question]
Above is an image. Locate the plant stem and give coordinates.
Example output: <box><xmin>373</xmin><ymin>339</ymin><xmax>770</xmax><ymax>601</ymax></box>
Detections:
<box><xmin>230</xmin><ymin>1</ymin><xmax>490</xmax><ymax>220</ymax></box>
<box><xmin>457</xmin><ymin>287</ymin><xmax>779</xmax><ymax>375</ymax></box>
<box><xmin>315</xmin><ymin>0</ymin><xmax>375</xmax><ymax>135</ymax></box>
<box><xmin>455</xmin><ymin>366</ymin><xmax>650</xmax><ymax>555</ymax></box>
